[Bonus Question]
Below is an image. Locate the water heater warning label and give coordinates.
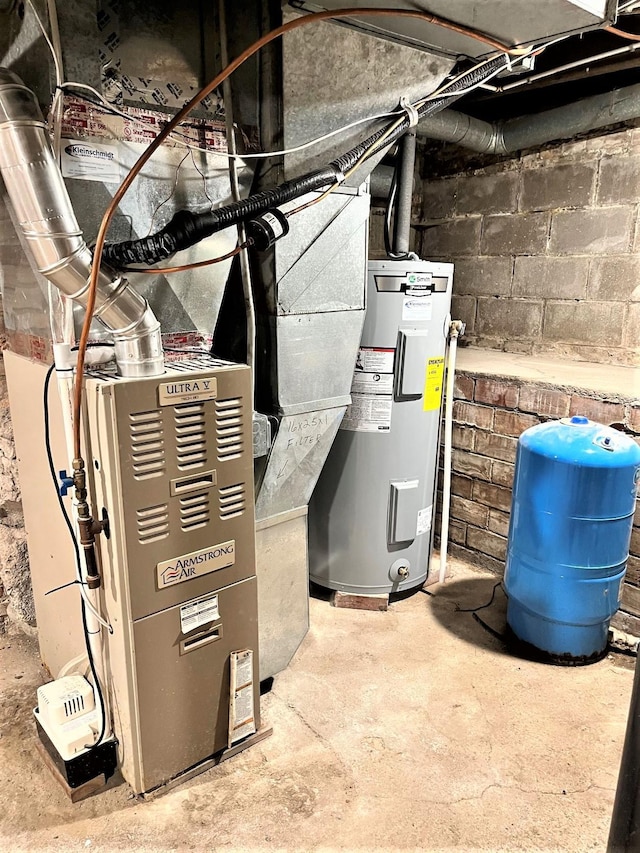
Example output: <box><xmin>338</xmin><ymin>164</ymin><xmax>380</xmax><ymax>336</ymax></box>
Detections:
<box><xmin>355</xmin><ymin>346</ymin><xmax>395</xmax><ymax>374</ymax></box>
<box><xmin>341</xmin><ymin>394</ymin><xmax>392</xmax><ymax>433</ymax></box>
<box><xmin>424</xmin><ymin>357</ymin><xmax>445</xmax><ymax>411</ymax></box>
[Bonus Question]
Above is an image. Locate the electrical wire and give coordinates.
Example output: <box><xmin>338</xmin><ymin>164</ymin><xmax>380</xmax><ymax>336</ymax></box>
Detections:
<box><xmin>121</xmin><ymin>242</ymin><xmax>247</xmax><ymax>274</ymax></box>
<box><xmin>455</xmin><ymin>581</ymin><xmax>503</xmax><ymax>613</ymax></box>
<box><xmin>26</xmin><ymin>0</ymin><xmax>64</xmax><ymax>163</ymax></box>
<box><xmin>286</xmin><ymin>51</ymin><xmax>522</xmax><ymax>222</ymax></box>
<box><xmin>383</xmin><ymin>166</ymin><xmax>398</xmax><ymax>257</ymax></box>
<box><xmin>43</xmin><ymin>365</ymin><xmax>107</xmax><ymax>748</ymax></box>
<box><xmin>145</xmin><ymin>151</ymin><xmax>190</xmax><ymax>238</ymax></box>
<box><xmin>26</xmin><ymin>0</ymin><xmax>62</xmax><ymax>90</ymax></box>
<box><xmin>60</xmin><ymin>82</ymin><xmax>402</xmax><ymax>161</ymax></box>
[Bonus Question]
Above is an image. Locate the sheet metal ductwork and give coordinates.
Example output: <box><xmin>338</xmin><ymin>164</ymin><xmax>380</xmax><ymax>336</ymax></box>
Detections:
<box><xmin>417</xmin><ymin>80</ymin><xmax>640</xmax><ymax>154</ymax></box>
<box><xmin>0</xmin><ymin>69</ymin><xmax>163</xmax><ymax>377</ymax></box>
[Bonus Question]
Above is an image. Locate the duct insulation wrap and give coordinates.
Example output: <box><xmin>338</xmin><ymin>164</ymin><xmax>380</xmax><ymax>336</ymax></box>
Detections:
<box><xmin>0</xmin><ymin>68</ymin><xmax>163</xmax><ymax>377</ymax></box>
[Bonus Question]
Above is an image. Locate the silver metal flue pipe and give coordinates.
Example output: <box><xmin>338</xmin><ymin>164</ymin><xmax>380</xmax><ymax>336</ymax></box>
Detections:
<box><xmin>0</xmin><ymin>69</ymin><xmax>164</xmax><ymax>377</ymax></box>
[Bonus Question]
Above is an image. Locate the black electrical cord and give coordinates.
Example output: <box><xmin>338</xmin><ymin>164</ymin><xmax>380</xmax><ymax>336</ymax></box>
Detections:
<box><xmin>43</xmin><ymin>364</ymin><xmax>107</xmax><ymax>748</ymax></box>
<box><xmin>383</xmin><ymin>166</ymin><xmax>398</xmax><ymax>258</ymax></box>
<box><xmin>102</xmin><ymin>54</ymin><xmax>510</xmax><ymax>269</ymax></box>
<box><xmin>455</xmin><ymin>580</ymin><xmax>503</xmax><ymax>613</ymax></box>
<box><xmin>456</xmin><ymin>580</ymin><xmax>508</xmax><ymax>642</ymax></box>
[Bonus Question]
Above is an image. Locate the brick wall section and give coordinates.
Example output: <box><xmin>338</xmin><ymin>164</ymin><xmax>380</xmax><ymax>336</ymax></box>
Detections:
<box><xmin>435</xmin><ymin>372</ymin><xmax>640</xmax><ymax>622</ymax></box>
<box><xmin>418</xmin><ymin>128</ymin><xmax>640</xmax><ymax>365</ymax></box>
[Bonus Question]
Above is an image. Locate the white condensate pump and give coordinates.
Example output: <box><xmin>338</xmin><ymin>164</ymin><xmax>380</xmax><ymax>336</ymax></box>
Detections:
<box><xmin>34</xmin><ymin>676</ymin><xmax>101</xmax><ymax>761</ymax></box>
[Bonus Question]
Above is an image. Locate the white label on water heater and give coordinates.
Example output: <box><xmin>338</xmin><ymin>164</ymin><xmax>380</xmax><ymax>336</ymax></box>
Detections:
<box><xmin>355</xmin><ymin>346</ymin><xmax>395</xmax><ymax>374</ymax></box>
<box><xmin>341</xmin><ymin>393</ymin><xmax>392</xmax><ymax>433</ymax></box>
<box><xmin>351</xmin><ymin>372</ymin><xmax>394</xmax><ymax>395</ymax></box>
<box><xmin>402</xmin><ymin>296</ymin><xmax>432</xmax><ymax>322</ymax></box>
<box><xmin>180</xmin><ymin>593</ymin><xmax>219</xmax><ymax>634</ymax></box>
<box><xmin>417</xmin><ymin>505</ymin><xmax>433</xmax><ymax>537</ymax></box>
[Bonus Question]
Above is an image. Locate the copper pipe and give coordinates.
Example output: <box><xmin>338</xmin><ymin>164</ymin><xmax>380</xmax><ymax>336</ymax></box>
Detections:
<box><xmin>605</xmin><ymin>25</ymin><xmax>640</xmax><ymax>42</ymax></box>
<box><xmin>121</xmin><ymin>243</ymin><xmax>247</xmax><ymax>275</ymax></box>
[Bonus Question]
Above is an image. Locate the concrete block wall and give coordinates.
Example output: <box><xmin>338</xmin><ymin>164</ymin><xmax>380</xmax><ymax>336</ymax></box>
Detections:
<box><xmin>418</xmin><ymin>128</ymin><xmax>640</xmax><ymax>365</ymax></box>
<box><xmin>435</xmin><ymin>371</ymin><xmax>640</xmax><ymax>624</ymax></box>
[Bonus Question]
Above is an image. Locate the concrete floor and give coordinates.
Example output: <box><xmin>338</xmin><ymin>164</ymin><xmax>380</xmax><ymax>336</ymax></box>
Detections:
<box><xmin>0</xmin><ymin>559</ymin><xmax>634</xmax><ymax>852</ymax></box>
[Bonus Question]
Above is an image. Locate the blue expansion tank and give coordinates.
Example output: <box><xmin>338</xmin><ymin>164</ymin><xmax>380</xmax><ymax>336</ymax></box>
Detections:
<box><xmin>504</xmin><ymin>416</ymin><xmax>640</xmax><ymax>664</ymax></box>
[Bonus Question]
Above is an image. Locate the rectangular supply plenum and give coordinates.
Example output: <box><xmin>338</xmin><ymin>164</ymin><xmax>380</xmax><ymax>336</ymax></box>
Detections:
<box><xmin>85</xmin><ymin>357</ymin><xmax>256</xmax><ymax>622</ymax></box>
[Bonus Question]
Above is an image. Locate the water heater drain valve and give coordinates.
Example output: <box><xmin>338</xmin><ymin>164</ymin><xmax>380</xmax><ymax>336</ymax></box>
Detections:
<box><xmin>390</xmin><ymin>559</ymin><xmax>411</xmax><ymax>582</ymax></box>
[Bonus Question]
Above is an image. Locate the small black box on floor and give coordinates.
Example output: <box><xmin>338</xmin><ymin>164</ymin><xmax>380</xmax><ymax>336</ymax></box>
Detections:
<box><xmin>35</xmin><ymin>718</ymin><xmax>118</xmax><ymax>788</ymax></box>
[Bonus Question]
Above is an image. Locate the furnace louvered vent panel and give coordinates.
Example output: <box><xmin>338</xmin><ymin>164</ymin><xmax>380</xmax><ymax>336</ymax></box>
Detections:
<box><xmin>218</xmin><ymin>483</ymin><xmax>246</xmax><ymax>520</ymax></box>
<box><xmin>137</xmin><ymin>504</ymin><xmax>170</xmax><ymax>543</ymax></box>
<box><xmin>180</xmin><ymin>492</ymin><xmax>210</xmax><ymax>531</ymax></box>
<box><xmin>174</xmin><ymin>402</ymin><xmax>207</xmax><ymax>469</ymax></box>
<box><xmin>215</xmin><ymin>398</ymin><xmax>243</xmax><ymax>460</ymax></box>
<box><xmin>129</xmin><ymin>410</ymin><xmax>166</xmax><ymax>479</ymax></box>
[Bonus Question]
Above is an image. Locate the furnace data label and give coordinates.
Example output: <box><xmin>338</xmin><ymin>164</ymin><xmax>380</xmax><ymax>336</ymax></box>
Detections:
<box><xmin>423</xmin><ymin>357</ymin><xmax>445</xmax><ymax>411</ymax></box>
<box><xmin>61</xmin><ymin>139</ymin><xmax>121</xmax><ymax>183</ymax></box>
<box><xmin>157</xmin><ymin>541</ymin><xmax>235</xmax><ymax>589</ymax></box>
<box><xmin>180</xmin><ymin>593</ymin><xmax>220</xmax><ymax>634</ymax></box>
<box><xmin>229</xmin><ymin>650</ymin><xmax>257</xmax><ymax>747</ymax></box>
<box><xmin>341</xmin><ymin>393</ymin><xmax>392</xmax><ymax>433</ymax></box>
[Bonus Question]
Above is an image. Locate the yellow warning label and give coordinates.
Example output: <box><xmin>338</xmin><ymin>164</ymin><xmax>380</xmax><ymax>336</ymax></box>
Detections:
<box><xmin>423</xmin><ymin>356</ymin><xmax>445</xmax><ymax>411</ymax></box>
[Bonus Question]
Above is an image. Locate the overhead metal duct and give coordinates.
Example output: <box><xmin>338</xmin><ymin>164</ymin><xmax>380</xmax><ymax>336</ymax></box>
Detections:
<box><xmin>289</xmin><ymin>1</ymin><xmax>615</xmax><ymax>59</ymax></box>
<box><xmin>417</xmin><ymin>80</ymin><xmax>640</xmax><ymax>154</ymax></box>
<box><xmin>0</xmin><ymin>69</ymin><xmax>163</xmax><ymax>377</ymax></box>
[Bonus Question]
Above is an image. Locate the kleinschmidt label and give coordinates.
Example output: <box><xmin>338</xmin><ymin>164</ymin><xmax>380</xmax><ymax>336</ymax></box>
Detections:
<box><xmin>158</xmin><ymin>376</ymin><xmax>217</xmax><ymax>405</ymax></box>
<box><xmin>157</xmin><ymin>541</ymin><xmax>235</xmax><ymax>588</ymax></box>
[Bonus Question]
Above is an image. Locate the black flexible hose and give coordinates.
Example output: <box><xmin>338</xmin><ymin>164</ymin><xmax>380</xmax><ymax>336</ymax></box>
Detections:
<box><xmin>104</xmin><ymin>166</ymin><xmax>336</xmax><ymax>266</ymax></box>
<box><xmin>103</xmin><ymin>55</ymin><xmax>507</xmax><ymax>269</ymax></box>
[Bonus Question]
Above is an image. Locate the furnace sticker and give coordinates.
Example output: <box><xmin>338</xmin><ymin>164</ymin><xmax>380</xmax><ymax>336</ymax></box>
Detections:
<box><xmin>61</xmin><ymin>139</ymin><xmax>121</xmax><ymax>183</ymax></box>
<box><xmin>158</xmin><ymin>377</ymin><xmax>217</xmax><ymax>405</ymax></box>
<box><xmin>157</xmin><ymin>541</ymin><xmax>235</xmax><ymax>589</ymax></box>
